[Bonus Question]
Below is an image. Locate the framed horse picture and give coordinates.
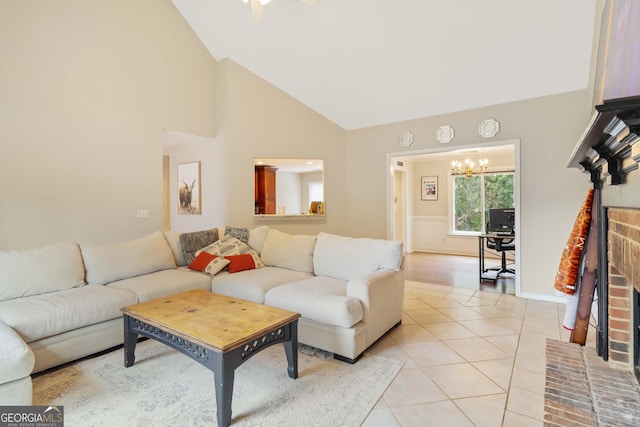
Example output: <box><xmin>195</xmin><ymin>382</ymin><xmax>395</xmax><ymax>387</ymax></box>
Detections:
<box><xmin>177</xmin><ymin>161</ymin><xmax>201</xmax><ymax>214</ymax></box>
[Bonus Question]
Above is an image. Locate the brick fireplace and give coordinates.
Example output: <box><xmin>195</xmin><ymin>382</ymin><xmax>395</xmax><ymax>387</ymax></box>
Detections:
<box><xmin>544</xmin><ymin>97</ymin><xmax>640</xmax><ymax>425</ymax></box>
<box><xmin>607</xmin><ymin>208</ymin><xmax>640</xmax><ymax>378</ymax></box>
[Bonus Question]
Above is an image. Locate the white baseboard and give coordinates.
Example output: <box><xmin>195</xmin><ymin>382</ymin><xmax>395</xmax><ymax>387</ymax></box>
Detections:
<box><xmin>411</xmin><ymin>247</ymin><xmax>478</xmax><ymax>258</ymax></box>
<box><xmin>517</xmin><ymin>291</ymin><xmax>566</xmax><ymax>304</ymax></box>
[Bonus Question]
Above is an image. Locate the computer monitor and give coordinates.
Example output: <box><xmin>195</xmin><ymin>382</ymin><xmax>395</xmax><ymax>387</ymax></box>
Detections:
<box><xmin>487</xmin><ymin>208</ymin><xmax>515</xmax><ymax>233</ymax></box>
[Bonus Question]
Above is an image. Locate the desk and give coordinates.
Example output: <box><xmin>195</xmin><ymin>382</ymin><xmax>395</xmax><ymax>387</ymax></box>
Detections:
<box><xmin>478</xmin><ymin>234</ymin><xmax>516</xmax><ymax>283</ymax></box>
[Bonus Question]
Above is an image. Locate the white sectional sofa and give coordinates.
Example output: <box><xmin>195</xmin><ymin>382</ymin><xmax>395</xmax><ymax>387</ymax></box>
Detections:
<box><xmin>0</xmin><ymin>227</ymin><xmax>404</xmax><ymax>405</ymax></box>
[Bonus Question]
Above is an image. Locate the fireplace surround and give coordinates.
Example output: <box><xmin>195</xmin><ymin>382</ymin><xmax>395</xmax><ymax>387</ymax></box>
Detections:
<box><xmin>566</xmin><ymin>96</ymin><xmax>640</xmax><ymax>368</ymax></box>
<box><xmin>545</xmin><ymin>96</ymin><xmax>640</xmax><ymax>425</ymax></box>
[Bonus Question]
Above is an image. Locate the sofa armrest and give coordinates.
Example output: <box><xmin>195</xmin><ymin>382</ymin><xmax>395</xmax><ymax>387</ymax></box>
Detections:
<box><xmin>0</xmin><ymin>319</ymin><xmax>34</xmax><ymax>405</ymax></box>
<box><xmin>0</xmin><ymin>320</ymin><xmax>35</xmax><ymax>386</ymax></box>
<box><xmin>346</xmin><ymin>269</ymin><xmax>404</xmax><ymax>346</ymax></box>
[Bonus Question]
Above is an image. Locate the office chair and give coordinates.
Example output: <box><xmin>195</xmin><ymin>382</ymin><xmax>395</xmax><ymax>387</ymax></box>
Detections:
<box><xmin>486</xmin><ymin>235</ymin><xmax>516</xmax><ymax>276</ymax></box>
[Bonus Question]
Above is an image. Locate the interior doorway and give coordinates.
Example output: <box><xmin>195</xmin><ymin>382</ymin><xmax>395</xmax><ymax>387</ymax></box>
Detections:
<box><xmin>388</xmin><ymin>139</ymin><xmax>519</xmax><ymax>263</ymax></box>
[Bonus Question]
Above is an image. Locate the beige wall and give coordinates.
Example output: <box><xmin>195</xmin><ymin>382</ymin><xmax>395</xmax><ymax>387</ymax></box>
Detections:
<box><xmin>163</xmin><ymin>135</ymin><xmax>226</xmax><ymax>232</ymax></box>
<box><xmin>0</xmin><ymin>0</ymin><xmax>348</xmax><ymax>250</ymax></box>
<box><xmin>0</xmin><ymin>0</ymin><xmax>216</xmax><ymax>249</ymax></box>
<box><xmin>212</xmin><ymin>59</ymin><xmax>348</xmax><ymax>235</ymax></box>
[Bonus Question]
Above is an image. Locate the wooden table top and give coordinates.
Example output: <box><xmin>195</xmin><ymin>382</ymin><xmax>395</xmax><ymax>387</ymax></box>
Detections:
<box><xmin>122</xmin><ymin>289</ymin><xmax>300</xmax><ymax>353</ymax></box>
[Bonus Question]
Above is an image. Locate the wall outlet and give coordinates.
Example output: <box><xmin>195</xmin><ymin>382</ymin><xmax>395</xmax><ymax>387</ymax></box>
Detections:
<box><xmin>136</xmin><ymin>209</ymin><xmax>149</xmax><ymax>218</ymax></box>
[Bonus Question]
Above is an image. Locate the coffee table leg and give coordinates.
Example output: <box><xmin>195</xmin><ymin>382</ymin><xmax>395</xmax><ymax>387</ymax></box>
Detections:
<box><xmin>123</xmin><ymin>315</ymin><xmax>138</xmax><ymax>368</ymax></box>
<box><xmin>284</xmin><ymin>320</ymin><xmax>298</xmax><ymax>379</ymax></box>
<box><xmin>213</xmin><ymin>355</ymin><xmax>235</xmax><ymax>427</ymax></box>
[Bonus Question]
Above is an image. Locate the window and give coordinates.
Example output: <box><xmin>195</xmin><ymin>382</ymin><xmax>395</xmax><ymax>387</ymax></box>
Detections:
<box><xmin>308</xmin><ymin>180</ymin><xmax>323</xmax><ymax>201</ymax></box>
<box><xmin>451</xmin><ymin>172</ymin><xmax>514</xmax><ymax>234</ymax></box>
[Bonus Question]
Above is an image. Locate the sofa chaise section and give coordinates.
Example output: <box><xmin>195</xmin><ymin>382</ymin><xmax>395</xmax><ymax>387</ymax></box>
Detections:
<box><xmin>260</xmin><ymin>231</ymin><xmax>404</xmax><ymax>362</ymax></box>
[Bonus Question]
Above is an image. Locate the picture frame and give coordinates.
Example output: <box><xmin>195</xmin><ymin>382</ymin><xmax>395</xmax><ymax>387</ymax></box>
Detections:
<box><xmin>421</xmin><ymin>176</ymin><xmax>438</xmax><ymax>201</ymax></box>
<box><xmin>177</xmin><ymin>161</ymin><xmax>201</xmax><ymax>214</ymax></box>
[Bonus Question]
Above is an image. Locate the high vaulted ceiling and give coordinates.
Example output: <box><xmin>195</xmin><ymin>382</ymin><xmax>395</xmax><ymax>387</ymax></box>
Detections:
<box><xmin>172</xmin><ymin>0</ymin><xmax>598</xmax><ymax>131</ymax></box>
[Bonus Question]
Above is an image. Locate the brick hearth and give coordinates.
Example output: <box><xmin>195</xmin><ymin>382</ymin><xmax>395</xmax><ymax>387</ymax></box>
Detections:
<box><xmin>544</xmin><ymin>339</ymin><xmax>640</xmax><ymax>426</ymax></box>
<box><xmin>544</xmin><ymin>208</ymin><xmax>640</xmax><ymax>426</ymax></box>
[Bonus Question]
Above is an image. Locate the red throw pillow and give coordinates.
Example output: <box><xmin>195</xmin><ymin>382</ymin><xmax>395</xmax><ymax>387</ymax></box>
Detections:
<box><xmin>188</xmin><ymin>252</ymin><xmax>218</xmax><ymax>271</ymax></box>
<box><xmin>225</xmin><ymin>254</ymin><xmax>257</xmax><ymax>273</ymax></box>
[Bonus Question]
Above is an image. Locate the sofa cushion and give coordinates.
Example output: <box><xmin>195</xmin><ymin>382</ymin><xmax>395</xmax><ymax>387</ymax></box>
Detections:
<box><xmin>313</xmin><ymin>232</ymin><xmax>404</xmax><ymax>281</ymax></box>
<box><xmin>81</xmin><ymin>232</ymin><xmax>176</xmax><ymax>286</ymax></box>
<box><xmin>0</xmin><ymin>286</ymin><xmax>138</xmax><ymax>343</ymax></box>
<box><xmin>107</xmin><ymin>268</ymin><xmax>212</xmax><ymax>302</ymax></box>
<box><xmin>260</xmin><ymin>229</ymin><xmax>316</xmax><ymax>274</ymax></box>
<box><xmin>247</xmin><ymin>226</ymin><xmax>270</xmax><ymax>254</ymax></box>
<box><xmin>163</xmin><ymin>230</ymin><xmax>187</xmax><ymax>266</ymax></box>
<box><xmin>188</xmin><ymin>252</ymin><xmax>230</xmax><ymax>275</ymax></box>
<box><xmin>0</xmin><ymin>321</ymin><xmax>35</xmax><ymax>384</ymax></box>
<box><xmin>211</xmin><ymin>266</ymin><xmax>311</xmax><ymax>304</ymax></box>
<box><xmin>265</xmin><ymin>276</ymin><xmax>364</xmax><ymax>328</ymax></box>
<box><xmin>0</xmin><ymin>242</ymin><xmax>85</xmax><ymax>302</ymax></box>
<box><xmin>179</xmin><ymin>228</ymin><xmax>220</xmax><ymax>265</ymax></box>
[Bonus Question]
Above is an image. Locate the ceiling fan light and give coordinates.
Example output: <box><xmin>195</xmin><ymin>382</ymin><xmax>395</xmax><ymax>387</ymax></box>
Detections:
<box><xmin>250</xmin><ymin>0</ymin><xmax>265</xmax><ymax>21</ymax></box>
<box><xmin>244</xmin><ymin>0</ymin><xmax>317</xmax><ymax>22</ymax></box>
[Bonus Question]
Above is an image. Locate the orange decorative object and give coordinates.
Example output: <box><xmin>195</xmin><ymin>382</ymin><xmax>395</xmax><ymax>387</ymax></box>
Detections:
<box><xmin>554</xmin><ymin>189</ymin><xmax>594</xmax><ymax>295</ymax></box>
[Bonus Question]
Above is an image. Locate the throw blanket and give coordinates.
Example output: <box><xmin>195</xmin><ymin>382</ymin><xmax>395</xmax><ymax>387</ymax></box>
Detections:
<box><xmin>554</xmin><ymin>189</ymin><xmax>594</xmax><ymax>295</ymax></box>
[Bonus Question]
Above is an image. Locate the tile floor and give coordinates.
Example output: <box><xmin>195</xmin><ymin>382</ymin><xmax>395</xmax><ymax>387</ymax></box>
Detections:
<box><xmin>361</xmin><ymin>279</ymin><xmax>596</xmax><ymax>427</ymax></box>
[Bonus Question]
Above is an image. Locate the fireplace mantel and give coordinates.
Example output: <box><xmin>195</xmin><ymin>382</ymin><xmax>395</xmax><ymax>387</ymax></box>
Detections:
<box><xmin>567</xmin><ymin>95</ymin><xmax>640</xmax><ymax>188</ymax></box>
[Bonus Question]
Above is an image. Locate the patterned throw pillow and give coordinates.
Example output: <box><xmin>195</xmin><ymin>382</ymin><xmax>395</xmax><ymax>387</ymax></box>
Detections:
<box><xmin>224</xmin><ymin>226</ymin><xmax>249</xmax><ymax>243</ymax></box>
<box><xmin>179</xmin><ymin>228</ymin><xmax>219</xmax><ymax>265</ymax></box>
<box><xmin>188</xmin><ymin>252</ymin><xmax>230</xmax><ymax>276</ymax></box>
<box><xmin>195</xmin><ymin>235</ymin><xmax>264</xmax><ymax>274</ymax></box>
<box><xmin>196</xmin><ymin>234</ymin><xmax>256</xmax><ymax>257</ymax></box>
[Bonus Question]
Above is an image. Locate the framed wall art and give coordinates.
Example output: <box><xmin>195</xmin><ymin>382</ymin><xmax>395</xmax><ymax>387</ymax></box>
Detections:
<box><xmin>177</xmin><ymin>161</ymin><xmax>201</xmax><ymax>214</ymax></box>
<box><xmin>421</xmin><ymin>176</ymin><xmax>438</xmax><ymax>201</ymax></box>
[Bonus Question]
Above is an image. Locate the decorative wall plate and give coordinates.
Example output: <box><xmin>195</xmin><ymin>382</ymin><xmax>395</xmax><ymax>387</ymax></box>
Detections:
<box><xmin>399</xmin><ymin>131</ymin><xmax>414</xmax><ymax>147</ymax></box>
<box><xmin>436</xmin><ymin>125</ymin><xmax>454</xmax><ymax>144</ymax></box>
<box><xmin>479</xmin><ymin>119</ymin><xmax>500</xmax><ymax>138</ymax></box>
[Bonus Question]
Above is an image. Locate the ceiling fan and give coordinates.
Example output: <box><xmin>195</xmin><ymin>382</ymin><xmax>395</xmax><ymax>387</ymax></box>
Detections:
<box><xmin>242</xmin><ymin>0</ymin><xmax>318</xmax><ymax>22</ymax></box>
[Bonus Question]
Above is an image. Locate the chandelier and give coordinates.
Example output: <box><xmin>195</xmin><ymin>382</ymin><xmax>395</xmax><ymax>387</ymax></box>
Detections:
<box><xmin>242</xmin><ymin>0</ymin><xmax>318</xmax><ymax>22</ymax></box>
<box><xmin>451</xmin><ymin>159</ymin><xmax>488</xmax><ymax>178</ymax></box>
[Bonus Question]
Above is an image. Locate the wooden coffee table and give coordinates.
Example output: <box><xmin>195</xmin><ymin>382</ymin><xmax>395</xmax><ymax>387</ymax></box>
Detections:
<box><xmin>121</xmin><ymin>289</ymin><xmax>300</xmax><ymax>427</ymax></box>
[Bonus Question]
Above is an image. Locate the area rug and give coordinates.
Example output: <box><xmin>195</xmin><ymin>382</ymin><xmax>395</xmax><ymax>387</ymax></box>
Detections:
<box><xmin>33</xmin><ymin>340</ymin><xmax>403</xmax><ymax>426</ymax></box>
